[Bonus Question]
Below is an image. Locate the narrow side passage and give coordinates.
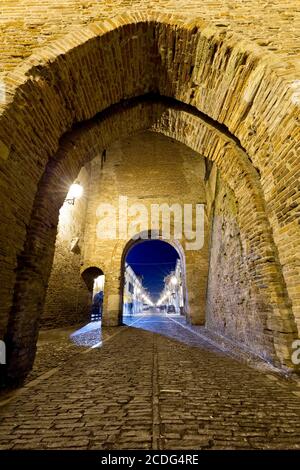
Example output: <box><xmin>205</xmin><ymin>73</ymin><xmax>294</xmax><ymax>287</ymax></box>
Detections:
<box><xmin>0</xmin><ymin>317</ymin><xmax>300</xmax><ymax>450</ymax></box>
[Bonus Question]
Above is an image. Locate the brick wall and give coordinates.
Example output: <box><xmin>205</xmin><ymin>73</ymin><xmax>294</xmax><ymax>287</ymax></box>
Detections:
<box><xmin>82</xmin><ymin>130</ymin><xmax>209</xmax><ymax>326</ymax></box>
<box><xmin>206</xmin><ymin>173</ymin><xmax>275</xmax><ymax>361</ymax></box>
<box><xmin>42</xmin><ymin>130</ymin><xmax>209</xmax><ymax>329</ymax></box>
<box><xmin>41</xmin><ymin>168</ymin><xmax>91</xmax><ymax>328</ymax></box>
<box><xmin>0</xmin><ymin>1</ymin><xmax>299</xmax><ymax>77</ymax></box>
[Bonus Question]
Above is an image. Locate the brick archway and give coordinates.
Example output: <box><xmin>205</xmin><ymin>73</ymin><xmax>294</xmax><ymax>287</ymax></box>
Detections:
<box><xmin>81</xmin><ymin>266</ymin><xmax>105</xmax><ymax>293</ymax></box>
<box><xmin>116</xmin><ymin>231</ymin><xmax>188</xmax><ymax>325</ymax></box>
<box><xmin>2</xmin><ymin>98</ymin><xmax>297</xmax><ymax>385</ymax></box>
<box><xmin>0</xmin><ymin>14</ymin><xmax>298</xmax><ymax>383</ymax></box>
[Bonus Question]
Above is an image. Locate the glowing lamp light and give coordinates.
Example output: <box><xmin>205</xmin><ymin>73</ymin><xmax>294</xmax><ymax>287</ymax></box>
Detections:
<box><xmin>66</xmin><ymin>182</ymin><xmax>83</xmax><ymax>205</ymax></box>
<box><xmin>171</xmin><ymin>276</ymin><xmax>178</xmax><ymax>286</ymax></box>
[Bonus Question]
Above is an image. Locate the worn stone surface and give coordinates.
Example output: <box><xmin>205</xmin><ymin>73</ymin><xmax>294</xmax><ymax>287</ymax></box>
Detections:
<box><xmin>0</xmin><ymin>315</ymin><xmax>299</xmax><ymax>450</ymax></box>
<box><xmin>25</xmin><ymin>323</ymin><xmax>98</xmax><ymax>383</ymax></box>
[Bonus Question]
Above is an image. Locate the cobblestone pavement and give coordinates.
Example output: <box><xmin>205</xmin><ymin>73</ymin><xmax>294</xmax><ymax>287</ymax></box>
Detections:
<box><xmin>25</xmin><ymin>321</ymin><xmax>110</xmax><ymax>383</ymax></box>
<box><xmin>0</xmin><ymin>314</ymin><xmax>300</xmax><ymax>450</ymax></box>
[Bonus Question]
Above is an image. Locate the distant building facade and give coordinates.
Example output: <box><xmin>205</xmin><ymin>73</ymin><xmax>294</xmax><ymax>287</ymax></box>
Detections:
<box><xmin>123</xmin><ymin>263</ymin><xmax>153</xmax><ymax>315</ymax></box>
<box><xmin>157</xmin><ymin>259</ymin><xmax>184</xmax><ymax>314</ymax></box>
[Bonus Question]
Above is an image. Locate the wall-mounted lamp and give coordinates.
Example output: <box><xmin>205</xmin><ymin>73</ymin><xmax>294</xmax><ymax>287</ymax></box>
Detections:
<box><xmin>65</xmin><ymin>182</ymin><xmax>83</xmax><ymax>205</ymax></box>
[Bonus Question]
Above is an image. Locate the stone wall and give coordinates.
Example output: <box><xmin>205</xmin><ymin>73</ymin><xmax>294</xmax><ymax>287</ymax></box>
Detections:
<box><xmin>42</xmin><ymin>167</ymin><xmax>91</xmax><ymax>328</ymax></box>
<box><xmin>82</xmin><ymin>130</ymin><xmax>209</xmax><ymax>326</ymax></box>
<box><xmin>206</xmin><ymin>173</ymin><xmax>275</xmax><ymax>361</ymax></box>
<box><xmin>1</xmin><ymin>0</ymin><xmax>299</xmax><ymax>78</ymax></box>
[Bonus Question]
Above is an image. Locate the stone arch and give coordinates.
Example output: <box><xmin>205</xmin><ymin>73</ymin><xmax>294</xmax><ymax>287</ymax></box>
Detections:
<box><xmin>81</xmin><ymin>266</ymin><xmax>105</xmax><ymax>293</ymax></box>
<box><xmin>2</xmin><ymin>98</ymin><xmax>297</xmax><ymax>385</ymax></box>
<box><xmin>81</xmin><ymin>266</ymin><xmax>105</xmax><ymax>323</ymax></box>
<box><xmin>116</xmin><ymin>230</ymin><xmax>188</xmax><ymax>324</ymax></box>
<box><xmin>0</xmin><ymin>15</ymin><xmax>298</xmax><ymax>328</ymax></box>
<box><xmin>0</xmin><ymin>13</ymin><xmax>298</xmax><ymax>381</ymax></box>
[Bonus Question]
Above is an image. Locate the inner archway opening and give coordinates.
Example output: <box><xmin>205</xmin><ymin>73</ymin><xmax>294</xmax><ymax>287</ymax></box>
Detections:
<box><xmin>81</xmin><ymin>266</ymin><xmax>105</xmax><ymax>322</ymax></box>
<box><xmin>122</xmin><ymin>239</ymin><xmax>186</xmax><ymax>323</ymax></box>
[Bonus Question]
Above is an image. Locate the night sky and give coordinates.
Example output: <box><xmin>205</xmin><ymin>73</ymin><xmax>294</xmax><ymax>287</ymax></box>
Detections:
<box><xmin>126</xmin><ymin>240</ymin><xmax>179</xmax><ymax>302</ymax></box>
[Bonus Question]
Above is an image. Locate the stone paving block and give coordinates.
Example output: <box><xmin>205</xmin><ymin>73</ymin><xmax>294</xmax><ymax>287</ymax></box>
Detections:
<box><xmin>0</xmin><ymin>316</ymin><xmax>300</xmax><ymax>450</ymax></box>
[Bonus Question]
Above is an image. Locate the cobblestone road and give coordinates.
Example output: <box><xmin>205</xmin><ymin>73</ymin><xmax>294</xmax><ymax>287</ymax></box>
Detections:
<box><xmin>0</xmin><ymin>314</ymin><xmax>300</xmax><ymax>450</ymax></box>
